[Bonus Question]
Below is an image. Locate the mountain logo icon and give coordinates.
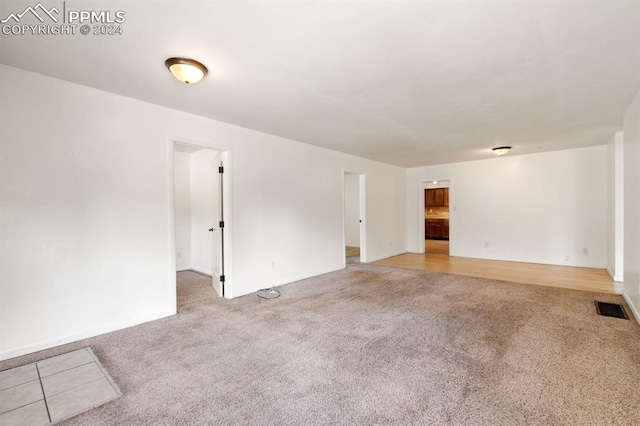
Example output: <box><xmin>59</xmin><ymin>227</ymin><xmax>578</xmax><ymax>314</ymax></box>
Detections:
<box><xmin>1</xmin><ymin>3</ymin><xmax>59</xmax><ymax>24</ymax></box>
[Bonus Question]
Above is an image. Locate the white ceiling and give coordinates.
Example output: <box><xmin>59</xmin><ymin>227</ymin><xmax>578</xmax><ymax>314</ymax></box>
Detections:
<box><xmin>1</xmin><ymin>0</ymin><xmax>639</xmax><ymax>167</ymax></box>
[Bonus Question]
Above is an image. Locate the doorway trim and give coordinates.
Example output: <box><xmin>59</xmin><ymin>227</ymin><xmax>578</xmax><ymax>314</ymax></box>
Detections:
<box><xmin>419</xmin><ymin>178</ymin><xmax>453</xmax><ymax>256</ymax></box>
<box><xmin>168</xmin><ymin>135</ymin><xmax>234</xmax><ymax>305</ymax></box>
<box><xmin>342</xmin><ymin>170</ymin><xmax>367</xmax><ymax>266</ymax></box>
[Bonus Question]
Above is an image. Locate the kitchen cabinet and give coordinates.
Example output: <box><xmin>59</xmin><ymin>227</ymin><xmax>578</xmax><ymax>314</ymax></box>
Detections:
<box><xmin>434</xmin><ymin>189</ymin><xmax>444</xmax><ymax>206</ymax></box>
<box><xmin>425</xmin><ymin>219</ymin><xmax>449</xmax><ymax>240</ymax></box>
<box><xmin>425</xmin><ymin>188</ymin><xmax>449</xmax><ymax>207</ymax></box>
<box><xmin>425</xmin><ymin>189</ymin><xmax>435</xmax><ymax>207</ymax></box>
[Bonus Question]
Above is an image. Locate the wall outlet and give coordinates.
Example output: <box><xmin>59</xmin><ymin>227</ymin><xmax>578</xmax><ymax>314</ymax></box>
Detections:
<box><xmin>177</xmin><ymin>252</ymin><xmax>182</xmax><ymax>259</ymax></box>
<box><xmin>271</xmin><ymin>261</ymin><xmax>276</xmax><ymax>269</ymax></box>
<box><xmin>582</xmin><ymin>248</ymin><xmax>589</xmax><ymax>255</ymax></box>
<box><xmin>564</xmin><ymin>256</ymin><xmax>570</xmax><ymax>261</ymax></box>
<box><xmin>484</xmin><ymin>241</ymin><xmax>489</xmax><ymax>248</ymax></box>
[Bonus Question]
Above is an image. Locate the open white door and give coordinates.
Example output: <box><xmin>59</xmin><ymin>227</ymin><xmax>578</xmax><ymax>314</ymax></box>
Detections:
<box><xmin>210</xmin><ymin>155</ymin><xmax>224</xmax><ymax>297</ymax></box>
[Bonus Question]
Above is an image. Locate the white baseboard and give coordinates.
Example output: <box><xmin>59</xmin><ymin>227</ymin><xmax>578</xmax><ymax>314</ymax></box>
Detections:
<box><xmin>232</xmin><ymin>262</ymin><xmax>360</xmax><ymax>299</ymax></box>
<box><xmin>605</xmin><ymin>266</ymin><xmax>623</xmax><ymax>282</ymax></box>
<box><xmin>0</xmin><ymin>310</ymin><xmax>175</xmax><ymax>362</ymax></box>
<box><xmin>190</xmin><ymin>266</ymin><xmax>212</xmax><ymax>276</ymax></box>
<box><xmin>365</xmin><ymin>250</ymin><xmax>407</xmax><ymax>263</ymax></box>
<box><xmin>176</xmin><ymin>266</ymin><xmax>212</xmax><ymax>276</ymax></box>
<box><xmin>622</xmin><ymin>290</ymin><xmax>640</xmax><ymax>325</ymax></box>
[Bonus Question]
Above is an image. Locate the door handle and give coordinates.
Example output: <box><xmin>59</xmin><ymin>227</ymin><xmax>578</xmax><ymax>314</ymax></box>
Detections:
<box><xmin>209</xmin><ymin>228</ymin><xmax>215</xmax><ymax>232</ymax></box>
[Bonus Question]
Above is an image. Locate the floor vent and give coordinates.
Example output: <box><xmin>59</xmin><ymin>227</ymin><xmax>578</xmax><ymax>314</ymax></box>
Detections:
<box><xmin>595</xmin><ymin>301</ymin><xmax>629</xmax><ymax>319</ymax></box>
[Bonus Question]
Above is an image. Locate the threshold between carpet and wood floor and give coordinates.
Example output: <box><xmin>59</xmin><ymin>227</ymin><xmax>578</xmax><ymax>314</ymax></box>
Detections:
<box><xmin>1</xmin><ymin>266</ymin><xmax>638</xmax><ymax>424</ymax></box>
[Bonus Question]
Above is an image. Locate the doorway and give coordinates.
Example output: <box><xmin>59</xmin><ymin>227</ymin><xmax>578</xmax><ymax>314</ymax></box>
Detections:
<box><xmin>343</xmin><ymin>171</ymin><xmax>366</xmax><ymax>265</ymax></box>
<box><xmin>173</xmin><ymin>142</ymin><xmax>230</xmax><ymax>301</ymax></box>
<box><xmin>423</xmin><ymin>180</ymin><xmax>451</xmax><ymax>256</ymax></box>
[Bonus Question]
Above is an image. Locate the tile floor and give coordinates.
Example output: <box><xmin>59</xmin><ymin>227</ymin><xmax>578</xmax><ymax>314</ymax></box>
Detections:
<box><xmin>0</xmin><ymin>348</ymin><xmax>120</xmax><ymax>425</ymax></box>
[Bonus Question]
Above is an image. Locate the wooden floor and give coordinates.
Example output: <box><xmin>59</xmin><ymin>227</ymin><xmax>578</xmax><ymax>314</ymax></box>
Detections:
<box><xmin>345</xmin><ymin>246</ymin><xmax>360</xmax><ymax>257</ymax></box>
<box><xmin>375</xmin><ymin>240</ymin><xmax>618</xmax><ymax>294</ymax></box>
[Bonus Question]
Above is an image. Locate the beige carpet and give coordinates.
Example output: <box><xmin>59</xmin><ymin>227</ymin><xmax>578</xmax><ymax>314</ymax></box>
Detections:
<box><xmin>1</xmin><ymin>265</ymin><xmax>639</xmax><ymax>425</ymax></box>
<box><xmin>176</xmin><ymin>270</ymin><xmax>217</xmax><ymax>309</ymax></box>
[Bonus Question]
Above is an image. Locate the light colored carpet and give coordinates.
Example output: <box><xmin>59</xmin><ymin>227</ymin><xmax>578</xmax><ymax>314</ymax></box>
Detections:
<box><xmin>1</xmin><ymin>265</ymin><xmax>639</xmax><ymax>425</ymax></box>
<box><xmin>176</xmin><ymin>270</ymin><xmax>217</xmax><ymax>309</ymax></box>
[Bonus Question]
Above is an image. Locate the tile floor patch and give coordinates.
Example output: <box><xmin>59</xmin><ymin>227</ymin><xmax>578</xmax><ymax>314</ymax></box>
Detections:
<box><xmin>0</xmin><ymin>380</ymin><xmax>43</xmax><ymax>414</ymax></box>
<box><xmin>0</xmin><ymin>400</ymin><xmax>49</xmax><ymax>426</ymax></box>
<box><xmin>0</xmin><ymin>364</ymin><xmax>39</xmax><ymax>391</ymax></box>
<box><xmin>41</xmin><ymin>362</ymin><xmax>104</xmax><ymax>398</ymax></box>
<box><xmin>0</xmin><ymin>347</ymin><xmax>120</xmax><ymax>426</ymax></box>
<box><xmin>36</xmin><ymin>349</ymin><xmax>94</xmax><ymax>378</ymax></box>
<box><xmin>47</xmin><ymin>378</ymin><xmax>119</xmax><ymax>422</ymax></box>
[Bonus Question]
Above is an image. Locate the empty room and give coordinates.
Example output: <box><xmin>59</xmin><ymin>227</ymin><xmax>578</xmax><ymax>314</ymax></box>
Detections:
<box><xmin>1</xmin><ymin>1</ymin><xmax>640</xmax><ymax>424</ymax></box>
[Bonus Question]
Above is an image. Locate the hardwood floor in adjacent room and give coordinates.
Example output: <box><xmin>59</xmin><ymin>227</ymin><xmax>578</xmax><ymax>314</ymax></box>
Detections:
<box><xmin>375</xmin><ymin>240</ymin><xmax>618</xmax><ymax>294</ymax></box>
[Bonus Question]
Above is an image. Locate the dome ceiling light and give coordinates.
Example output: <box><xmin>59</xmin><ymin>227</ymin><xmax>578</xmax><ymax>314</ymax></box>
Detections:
<box><xmin>165</xmin><ymin>57</ymin><xmax>208</xmax><ymax>85</ymax></box>
<box><xmin>492</xmin><ymin>146</ymin><xmax>512</xmax><ymax>156</ymax></box>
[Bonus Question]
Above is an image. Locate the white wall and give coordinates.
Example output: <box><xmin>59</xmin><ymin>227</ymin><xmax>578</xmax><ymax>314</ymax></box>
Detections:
<box><xmin>190</xmin><ymin>149</ymin><xmax>218</xmax><ymax>275</ymax></box>
<box><xmin>406</xmin><ymin>146</ymin><xmax>607</xmax><ymax>268</ymax></box>
<box><xmin>0</xmin><ymin>65</ymin><xmax>406</xmax><ymax>360</ymax></box>
<box><xmin>623</xmin><ymin>88</ymin><xmax>640</xmax><ymax>322</ymax></box>
<box><xmin>174</xmin><ymin>151</ymin><xmax>192</xmax><ymax>270</ymax></box>
<box><xmin>344</xmin><ymin>174</ymin><xmax>360</xmax><ymax>247</ymax></box>
<box><xmin>606</xmin><ymin>132</ymin><xmax>624</xmax><ymax>283</ymax></box>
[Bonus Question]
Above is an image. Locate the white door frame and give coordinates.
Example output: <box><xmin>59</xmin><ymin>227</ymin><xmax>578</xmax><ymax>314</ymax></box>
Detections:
<box><xmin>342</xmin><ymin>170</ymin><xmax>367</xmax><ymax>266</ymax></box>
<box><xmin>168</xmin><ymin>136</ymin><xmax>234</xmax><ymax>303</ymax></box>
<box><xmin>419</xmin><ymin>178</ymin><xmax>453</xmax><ymax>256</ymax></box>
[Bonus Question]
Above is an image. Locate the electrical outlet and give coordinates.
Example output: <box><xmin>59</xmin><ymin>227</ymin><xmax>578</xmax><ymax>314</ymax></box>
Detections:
<box><xmin>564</xmin><ymin>256</ymin><xmax>570</xmax><ymax>261</ymax></box>
<box><xmin>484</xmin><ymin>242</ymin><xmax>489</xmax><ymax>248</ymax></box>
<box><xmin>271</xmin><ymin>261</ymin><xmax>276</xmax><ymax>269</ymax></box>
<box><xmin>582</xmin><ymin>248</ymin><xmax>589</xmax><ymax>255</ymax></box>
<box><xmin>177</xmin><ymin>252</ymin><xmax>182</xmax><ymax>259</ymax></box>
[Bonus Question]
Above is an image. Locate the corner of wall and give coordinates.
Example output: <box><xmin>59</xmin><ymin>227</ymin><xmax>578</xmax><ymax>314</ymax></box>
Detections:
<box><xmin>622</xmin><ymin>290</ymin><xmax>640</xmax><ymax>324</ymax></box>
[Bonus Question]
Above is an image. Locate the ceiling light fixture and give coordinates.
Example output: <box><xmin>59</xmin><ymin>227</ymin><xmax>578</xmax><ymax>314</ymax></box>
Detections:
<box><xmin>165</xmin><ymin>57</ymin><xmax>208</xmax><ymax>85</ymax></box>
<box><xmin>492</xmin><ymin>146</ymin><xmax>511</xmax><ymax>156</ymax></box>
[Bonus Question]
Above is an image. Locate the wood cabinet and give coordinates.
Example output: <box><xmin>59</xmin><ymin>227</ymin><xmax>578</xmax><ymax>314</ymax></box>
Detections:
<box><xmin>434</xmin><ymin>189</ymin><xmax>444</xmax><ymax>206</ymax></box>
<box><xmin>425</xmin><ymin>188</ymin><xmax>449</xmax><ymax>207</ymax></box>
<box><xmin>425</xmin><ymin>219</ymin><xmax>449</xmax><ymax>240</ymax></box>
<box><xmin>425</xmin><ymin>189</ymin><xmax>435</xmax><ymax>207</ymax></box>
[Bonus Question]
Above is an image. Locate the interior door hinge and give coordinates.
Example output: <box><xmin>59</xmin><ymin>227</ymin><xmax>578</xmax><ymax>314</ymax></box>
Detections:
<box><xmin>218</xmin><ymin>166</ymin><xmax>224</xmax><ymax>173</ymax></box>
<box><xmin>220</xmin><ymin>275</ymin><xmax>225</xmax><ymax>282</ymax></box>
<box><xmin>219</xmin><ymin>221</ymin><xmax>224</xmax><ymax>228</ymax></box>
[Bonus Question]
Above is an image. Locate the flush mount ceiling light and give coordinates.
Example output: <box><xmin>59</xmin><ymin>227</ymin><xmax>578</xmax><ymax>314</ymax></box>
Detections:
<box><xmin>165</xmin><ymin>57</ymin><xmax>208</xmax><ymax>85</ymax></box>
<box><xmin>492</xmin><ymin>146</ymin><xmax>512</xmax><ymax>156</ymax></box>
